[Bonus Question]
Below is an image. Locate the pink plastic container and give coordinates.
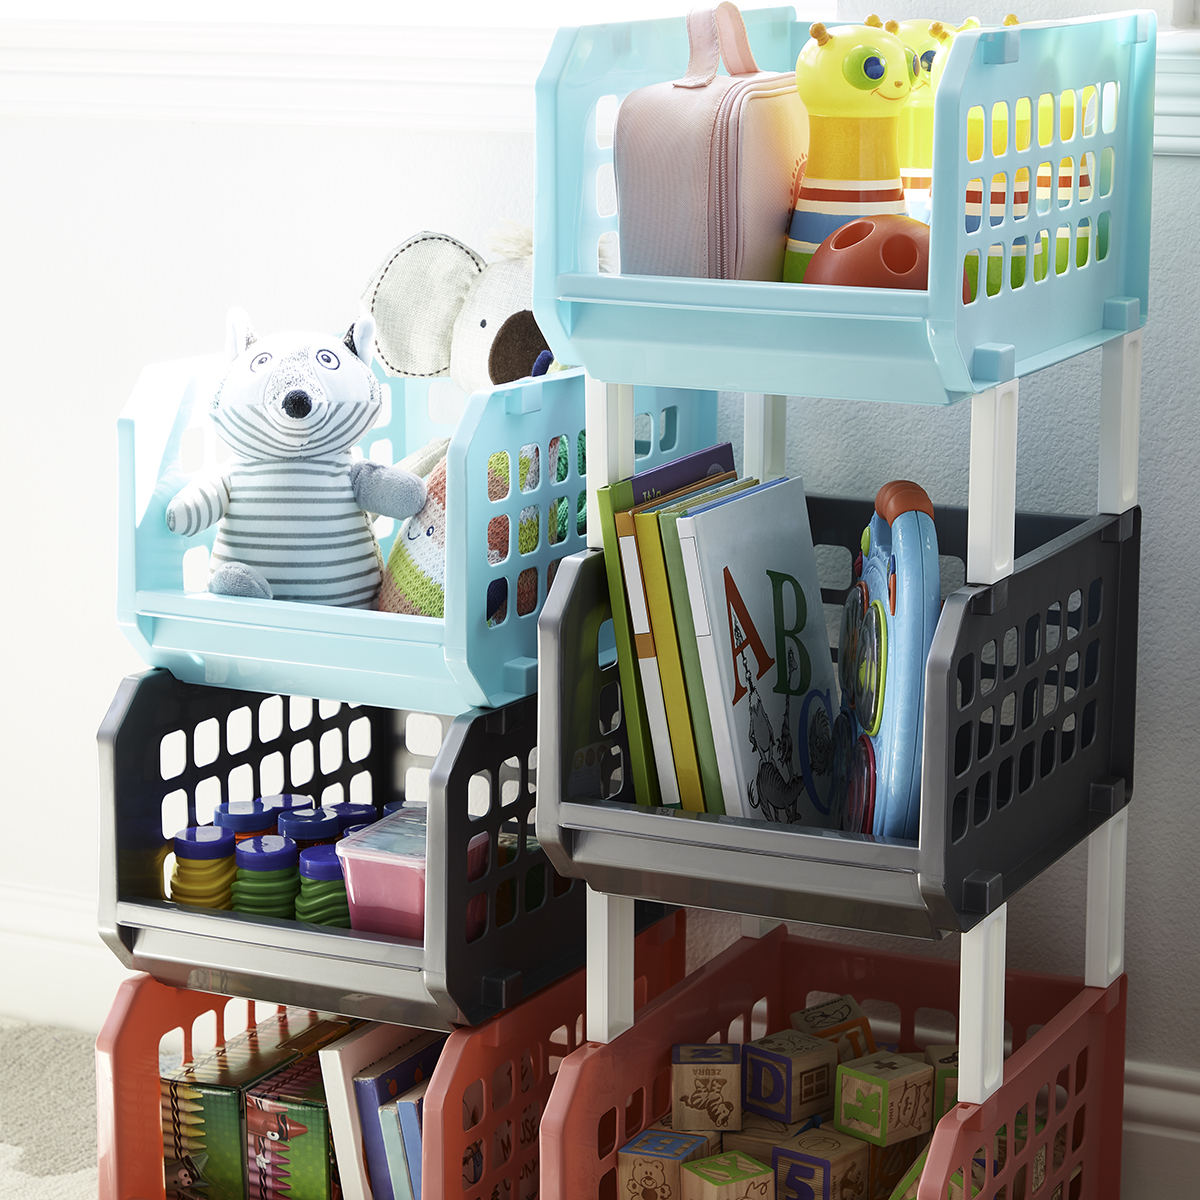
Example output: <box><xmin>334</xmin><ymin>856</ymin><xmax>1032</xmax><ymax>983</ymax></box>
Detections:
<box><xmin>336</xmin><ymin>807</ymin><xmax>489</xmax><ymax>941</ymax></box>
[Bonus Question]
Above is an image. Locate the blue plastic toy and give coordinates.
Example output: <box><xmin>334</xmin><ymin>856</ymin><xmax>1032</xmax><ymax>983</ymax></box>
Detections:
<box><xmin>835</xmin><ymin>481</ymin><xmax>941</xmax><ymax>840</ymax></box>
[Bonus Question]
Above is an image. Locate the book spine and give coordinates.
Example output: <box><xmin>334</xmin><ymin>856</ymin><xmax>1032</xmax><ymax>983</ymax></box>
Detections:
<box><xmin>634</xmin><ymin>509</ymin><xmax>705</xmax><ymax>811</ymax></box>
<box><xmin>677</xmin><ymin>521</ymin><xmax>747</xmax><ymax>818</ymax></box>
<box><xmin>357</xmin><ymin>1088</ymin><xmax>396</xmax><ymax>1200</ymax></box>
<box><xmin>616</xmin><ymin>510</ymin><xmax>682</xmax><ymax>807</ymax></box>
<box><xmin>629</xmin><ymin>442</ymin><xmax>736</xmax><ymax>506</ymax></box>
<box><xmin>377</xmin><ymin>1104</ymin><xmax>415</xmax><ymax>1200</ymax></box>
<box><xmin>398</xmin><ymin>1102</ymin><xmax>423</xmax><ymax>1200</ymax></box>
<box><xmin>659</xmin><ymin>510</ymin><xmax>725</xmax><ymax>815</ymax></box>
<box><xmin>596</xmin><ymin>483</ymin><xmax>662</xmax><ymax>807</ymax></box>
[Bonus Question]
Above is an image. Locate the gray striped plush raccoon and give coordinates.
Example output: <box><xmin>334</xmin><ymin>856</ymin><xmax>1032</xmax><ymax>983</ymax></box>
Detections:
<box><xmin>165</xmin><ymin>309</ymin><xmax>426</xmax><ymax>608</ymax></box>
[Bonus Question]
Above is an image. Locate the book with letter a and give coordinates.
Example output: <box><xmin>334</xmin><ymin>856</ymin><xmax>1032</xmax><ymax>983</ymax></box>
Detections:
<box><xmin>676</xmin><ymin>477</ymin><xmax>839</xmax><ymax>823</ymax></box>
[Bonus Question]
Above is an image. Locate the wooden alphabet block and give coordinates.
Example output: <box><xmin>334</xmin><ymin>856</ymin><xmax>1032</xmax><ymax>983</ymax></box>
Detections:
<box><xmin>742</xmin><ymin>1030</ymin><xmax>838</xmax><ymax>1124</ymax></box>
<box><xmin>651</xmin><ymin>1111</ymin><xmax>722</xmax><ymax>1156</ymax></box>
<box><xmin>673</xmin><ymin>1044</ymin><xmax>742</xmax><ymax>1133</ymax></box>
<box><xmin>619</xmin><ymin>1128</ymin><xmax>712</xmax><ymax>1200</ymax></box>
<box><xmin>790</xmin><ymin>996</ymin><xmax>877</xmax><ymax>1064</ymax></box>
<box><xmin>772</xmin><ymin>1127</ymin><xmax>869</xmax><ymax>1200</ymax></box>
<box><xmin>868</xmin><ymin>1138</ymin><xmax>926</xmax><ymax>1200</ymax></box>
<box><xmin>834</xmin><ymin>1054</ymin><xmax>934</xmax><ymax>1147</ymax></box>
<box><xmin>885</xmin><ymin>1146</ymin><xmax>928</xmax><ymax>1200</ymax></box>
<box><xmin>682</xmin><ymin>1151</ymin><xmax>774</xmax><ymax>1200</ymax></box>
<box><xmin>923</xmin><ymin>1045</ymin><xmax>959</xmax><ymax>1123</ymax></box>
<box><xmin>722</xmin><ymin>1109</ymin><xmax>831</xmax><ymax>1162</ymax></box>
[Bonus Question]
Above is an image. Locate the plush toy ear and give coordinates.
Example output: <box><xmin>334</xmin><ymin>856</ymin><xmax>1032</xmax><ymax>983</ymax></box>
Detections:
<box><xmin>343</xmin><ymin>313</ymin><xmax>376</xmax><ymax>366</ymax></box>
<box><xmin>225</xmin><ymin>307</ymin><xmax>256</xmax><ymax>362</ymax></box>
<box><xmin>363</xmin><ymin>232</ymin><xmax>485</xmax><ymax>378</ymax></box>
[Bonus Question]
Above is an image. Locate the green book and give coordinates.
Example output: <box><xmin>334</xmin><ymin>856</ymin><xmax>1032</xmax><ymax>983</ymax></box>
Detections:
<box><xmin>596</xmin><ymin>479</ymin><xmax>662</xmax><ymax>807</ymax></box>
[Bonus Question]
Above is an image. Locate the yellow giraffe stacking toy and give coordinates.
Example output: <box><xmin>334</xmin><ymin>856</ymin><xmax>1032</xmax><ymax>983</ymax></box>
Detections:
<box><xmin>784</xmin><ymin>16</ymin><xmax>916</xmax><ymax>283</ymax></box>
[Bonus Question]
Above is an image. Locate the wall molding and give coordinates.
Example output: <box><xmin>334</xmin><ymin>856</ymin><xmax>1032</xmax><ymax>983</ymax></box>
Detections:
<box><xmin>0</xmin><ymin>17</ymin><xmax>1197</xmax><ymax>148</ymax></box>
<box><xmin>0</xmin><ymin>20</ymin><xmax>554</xmax><ymax>131</ymax></box>
<box><xmin>1156</xmin><ymin>29</ymin><xmax>1200</xmax><ymax>156</ymax></box>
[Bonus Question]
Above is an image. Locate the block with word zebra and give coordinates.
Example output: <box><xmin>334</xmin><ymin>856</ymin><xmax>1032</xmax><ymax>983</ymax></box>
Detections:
<box><xmin>673</xmin><ymin>1043</ymin><xmax>743</xmax><ymax>1133</ymax></box>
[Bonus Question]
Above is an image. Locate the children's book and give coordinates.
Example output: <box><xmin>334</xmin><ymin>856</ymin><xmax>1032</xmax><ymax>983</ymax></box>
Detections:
<box><xmin>675</xmin><ymin>476</ymin><xmax>839</xmax><ymax>823</ymax></box>
<box><xmin>656</xmin><ymin>477</ymin><xmax>761</xmax><ymax>815</ymax></box>
<box><xmin>595</xmin><ymin>442</ymin><xmax>736</xmax><ymax>807</ymax></box>
<box><xmin>619</xmin><ymin>471</ymin><xmax>737</xmax><ymax>811</ymax></box>
<box><xmin>319</xmin><ymin>1022</ymin><xmax>425</xmax><ymax>1200</ymax></box>
<box><xmin>353</xmin><ymin>1031</ymin><xmax>446</xmax><ymax>1200</ymax></box>
<box><xmin>377</xmin><ymin>1080</ymin><xmax>429</xmax><ymax>1200</ymax></box>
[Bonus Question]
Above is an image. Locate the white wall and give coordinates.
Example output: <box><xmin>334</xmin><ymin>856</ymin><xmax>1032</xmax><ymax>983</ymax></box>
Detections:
<box><xmin>0</xmin><ymin>2</ymin><xmax>1195</xmax><ymax>1189</ymax></box>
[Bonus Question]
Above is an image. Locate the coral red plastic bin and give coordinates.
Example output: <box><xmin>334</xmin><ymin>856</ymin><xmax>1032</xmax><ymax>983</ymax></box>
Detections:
<box><xmin>96</xmin><ymin>912</ymin><xmax>686</xmax><ymax>1200</ymax></box>
<box><xmin>540</xmin><ymin>927</ymin><xmax>1125</xmax><ymax>1200</ymax></box>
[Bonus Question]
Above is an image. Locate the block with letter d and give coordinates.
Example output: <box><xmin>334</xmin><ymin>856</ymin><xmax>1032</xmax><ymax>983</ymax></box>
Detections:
<box><xmin>743</xmin><ymin>1030</ymin><xmax>838</xmax><ymax>1125</ymax></box>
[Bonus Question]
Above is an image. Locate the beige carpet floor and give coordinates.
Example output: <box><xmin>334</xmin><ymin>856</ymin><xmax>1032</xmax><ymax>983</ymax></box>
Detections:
<box><xmin>0</xmin><ymin>1017</ymin><xmax>98</xmax><ymax>1200</ymax></box>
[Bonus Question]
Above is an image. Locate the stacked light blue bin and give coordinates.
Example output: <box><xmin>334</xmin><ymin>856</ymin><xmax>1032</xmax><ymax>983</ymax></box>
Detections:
<box><xmin>118</xmin><ymin>357</ymin><xmax>717</xmax><ymax>714</ymax></box>
<box><xmin>533</xmin><ymin>8</ymin><xmax>1155</xmax><ymax>403</ymax></box>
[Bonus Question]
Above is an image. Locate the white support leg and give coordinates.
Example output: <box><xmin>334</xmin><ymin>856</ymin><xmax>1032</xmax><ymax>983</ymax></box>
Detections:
<box><xmin>1085</xmin><ymin>807</ymin><xmax>1128</xmax><ymax>988</ymax></box>
<box><xmin>586</xmin><ymin>886</ymin><xmax>635</xmax><ymax>1044</ymax></box>
<box><xmin>743</xmin><ymin>393</ymin><xmax>788</xmax><ymax>481</ymax></box>
<box><xmin>958</xmin><ymin>904</ymin><xmax>1008</xmax><ymax>1104</ymax></box>
<box><xmin>585</xmin><ymin>374</ymin><xmax>635</xmax><ymax>550</ymax></box>
<box><xmin>967</xmin><ymin>380</ymin><xmax>1019</xmax><ymax>586</ymax></box>
<box><xmin>1098</xmin><ymin>330</ymin><xmax>1141</xmax><ymax>516</ymax></box>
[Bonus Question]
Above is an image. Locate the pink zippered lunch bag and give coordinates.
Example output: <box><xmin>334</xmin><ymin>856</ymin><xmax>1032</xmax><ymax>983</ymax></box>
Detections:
<box><xmin>614</xmin><ymin>2</ymin><xmax>808</xmax><ymax>281</ymax></box>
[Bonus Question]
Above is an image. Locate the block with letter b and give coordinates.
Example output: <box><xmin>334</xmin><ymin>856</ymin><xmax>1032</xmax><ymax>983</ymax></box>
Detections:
<box><xmin>673</xmin><ymin>1043</ymin><xmax>742</xmax><ymax>1133</ymax></box>
<box><xmin>742</xmin><ymin>1030</ymin><xmax>838</xmax><ymax>1125</ymax></box>
<box><xmin>619</xmin><ymin>1128</ymin><xmax>712</xmax><ymax>1200</ymax></box>
<box><xmin>789</xmin><ymin>995</ymin><xmax>877</xmax><ymax>1064</ymax></box>
<box><xmin>772</xmin><ymin>1127</ymin><xmax>869</xmax><ymax>1200</ymax></box>
<box><xmin>682</xmin><ymin>1151</ymin><xmax>774</xmax><ymax>1200</ymax></box>
<box><xmin>834</xmin><ymin>1054</ymin><xmax>933</xmax><ymax>1147</ymax></box>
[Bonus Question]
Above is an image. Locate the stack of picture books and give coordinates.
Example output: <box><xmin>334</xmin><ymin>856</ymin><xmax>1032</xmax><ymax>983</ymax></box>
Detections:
<box><xmin>597</xmin><ymin>444</ymin><xmax>840</xmax><ymax>825</ymax></box>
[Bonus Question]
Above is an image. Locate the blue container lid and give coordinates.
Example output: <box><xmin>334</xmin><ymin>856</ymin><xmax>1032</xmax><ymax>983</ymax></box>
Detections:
<box><xmin>382</xmin><ymin>801</ymin><xmax>406</xmax><ymax>816</ymax></box>
<box><xmin>235</xmin><ymin>835</ymin><xmax>298</xmax><ymax>871</ymax></box>
<box><xmin>343</xmin><ymin>823</ymin><xmax>371</xmax><ymax>837</ymax></box>
<box><xmin>278</xmin><ymin>807</ymin><xmax>341</xmax><ymax>842</ymax></box>
<box><xmin>214</xmin><ymin>801</ymin><xmax>275</xmax><ymax>833</ymax></box>
<box><xmin>174</xmin><ymin>825</ymin><xmax>236</xmax><ymax>860</ymax></box>
<box><xmin>329</xmin><ymin>803</ymin><xmax>379</xmax><ymax>833</ymax></box>
<box><xmin>299</xmin><ymin>844</ymin><xmax>346</xmax><ymax>882</ymax></box>
<box><xmin>258</xmin><ymin>793</ymin><xmax>314</xmax><ymax>812</ymax></box>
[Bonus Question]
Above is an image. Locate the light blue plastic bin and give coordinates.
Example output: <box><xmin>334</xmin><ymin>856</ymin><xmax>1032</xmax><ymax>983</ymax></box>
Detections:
<box><xmin>117</xmin><ymin>357</ymin><xmax>717</xmax><ymax>713</ymax></box>
<box><xmin>533</xmin><ymin>9</ymin><xmax>1155</xmax><ymax>404</ymax></box>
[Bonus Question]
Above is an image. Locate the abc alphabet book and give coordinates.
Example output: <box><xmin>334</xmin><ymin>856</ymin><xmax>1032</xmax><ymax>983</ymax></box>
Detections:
<box><xmin>675</xmin><ymin>476</ymin><xmax>838</xmax><ymax>823</ymax></box>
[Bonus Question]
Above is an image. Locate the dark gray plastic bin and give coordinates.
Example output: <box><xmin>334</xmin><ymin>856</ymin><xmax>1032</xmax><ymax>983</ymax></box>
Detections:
<box><xmin>98</xmin><ymin>669</ymin><xmax>587</xmax><ymax>1028</ymax></box>
<box><xmin>536</xmin><ymin>497</ymin><xmax>1140</xmax><ymax>938</ymax></box>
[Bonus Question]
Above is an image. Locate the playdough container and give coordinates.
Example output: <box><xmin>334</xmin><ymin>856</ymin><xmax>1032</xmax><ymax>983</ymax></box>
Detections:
<box><xmin>231</xmin><ymin>835</ymin><xmax>301</xmax><ymax>920</ymax></box>
<box><xmin>213</xmin><ymin>800</ymin><xmax>277</xmax><ymax>841</ymax></box>
<box><xmin>328</xmin><ymin>803</ymin><xmax>380</xmax><ymax>834</ymax></box>
<box><xmin>337</xmin><ymin>808</ymin><xmax>489</xmax><ymax>942</ymax></box>
<box><xmin>259</xmin><ymin>793</ymin><xmax>315</xmax><ymax>816</ymax></box>
<box><xmin>169</xmin><ymin>826</ymin><xmax>237</xmax><ymax>910</ymax></box>
<box><xmin>276</xmin><ymin>807</ymin><xmax>340</xmax><ymax>849</ymax></box>
<box><xmin>294</xmin><ymin>845</ymin><xmax>352</xmax><ymax>928</ymax></box>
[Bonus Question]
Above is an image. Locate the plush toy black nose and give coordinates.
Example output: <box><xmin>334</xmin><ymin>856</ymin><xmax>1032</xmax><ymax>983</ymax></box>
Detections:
<box><xmin>283</xmin><ymin>390</ymin><xmax>312</xmax><ymax>418</ymax></box>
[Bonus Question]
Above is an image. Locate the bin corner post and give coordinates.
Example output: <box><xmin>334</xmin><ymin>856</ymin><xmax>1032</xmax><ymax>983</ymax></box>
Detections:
<box><xmin>743</xmin><ymin>393</ymin><xmax>788</xmax><ymax>481</ymax></box>
<box><xmin>1085</xmin><ymin>807</ymin><xmax>1128</xmax><ymax>988</ymax></box>
<box><xmin>585</xmin><ymin>375</ymin><xmax>635</xmax><ymax>549</ymax></box>
<box><xmin>958</xmin><ymin>902</ymin><xmax>1008</xmax><ymax>1104</ymax></box>
<box><xmin>967</xmin><ymin>379</ymin><xmax>1018</xmax><ymax>586</ymax></box>
<box><xmin>586</xmin><ymin>886</ymin><xmax>635</xmax><ymax>1044</ymax></box>
<box><xmin>1098</xmin><ymin>328</ymin><xmax>1142</xmax><ymax>517</ymax></box>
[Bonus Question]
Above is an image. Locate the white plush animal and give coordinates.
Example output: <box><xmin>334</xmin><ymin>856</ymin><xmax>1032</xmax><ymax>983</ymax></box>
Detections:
<box><xmin>165</xmin><ymin>309</ymin><xmax>426</xmax><ymax>608</ymax></box>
